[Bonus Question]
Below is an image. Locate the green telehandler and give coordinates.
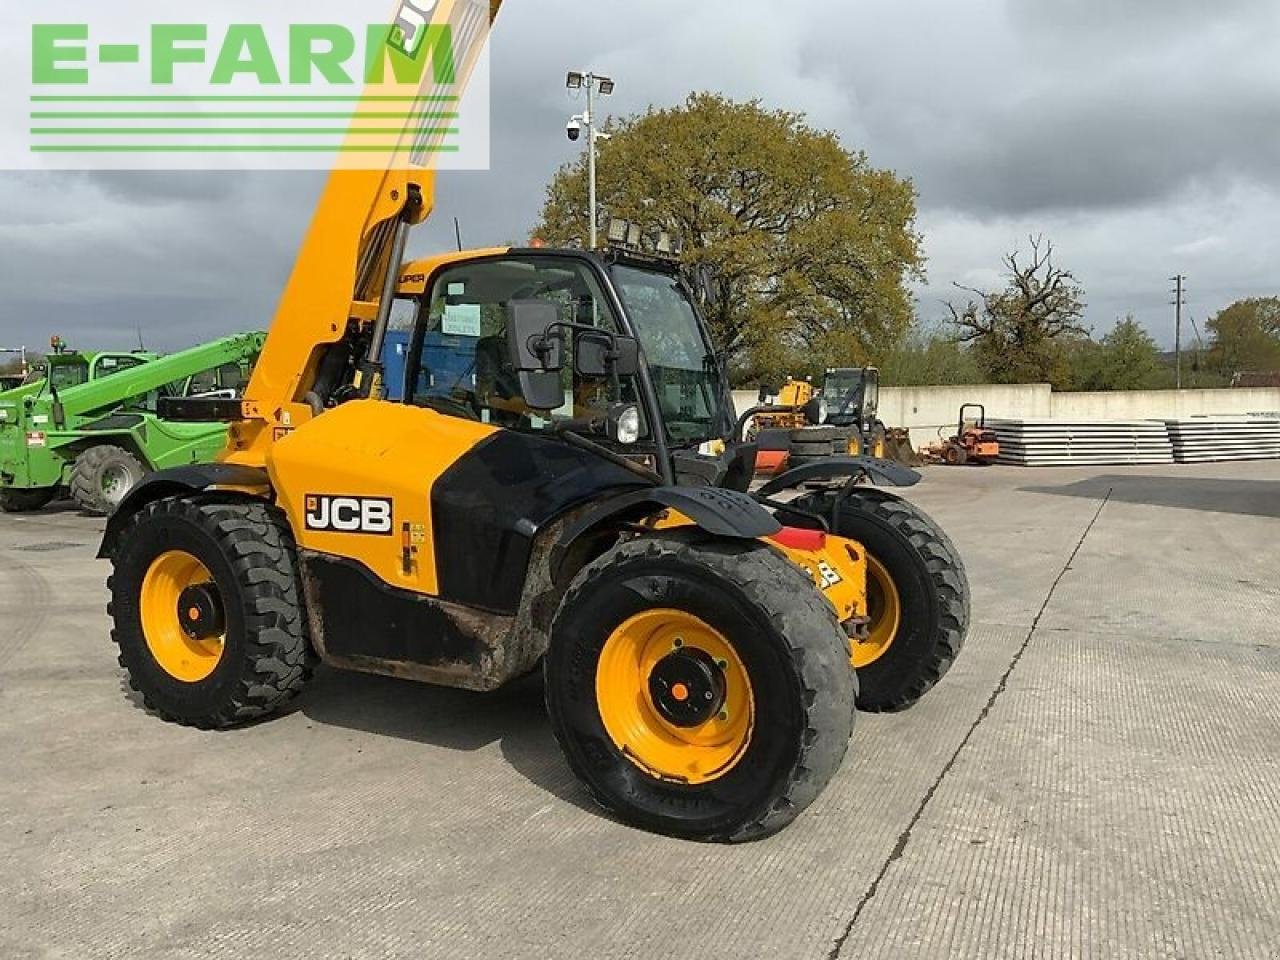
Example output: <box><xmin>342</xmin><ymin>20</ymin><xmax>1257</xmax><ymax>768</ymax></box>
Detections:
<box><xmin>0</xmin><ymin>333</ymin><xmax>265</xmax><ymax>515</ymax></box>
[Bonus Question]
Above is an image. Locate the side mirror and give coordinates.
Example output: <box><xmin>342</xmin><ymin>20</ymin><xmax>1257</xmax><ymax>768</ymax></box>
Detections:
<box><xmin>507</xmin><ymin>299</ymin><xmax>565</xmax><ymax>411</ymax></box>
<box><xmin>507</xmin><ymin>300</ymin><xmax>564</xmax><ymax>372</ymax></box>
<box><xmin>575</xmin><ymin>331</ymin><xmax>641</xmax><ymax>378</ymax></box>
<box><xmin>804</xmin><ymin>396</ymin><xmax>826</xmax><ymax>426</ymax></box>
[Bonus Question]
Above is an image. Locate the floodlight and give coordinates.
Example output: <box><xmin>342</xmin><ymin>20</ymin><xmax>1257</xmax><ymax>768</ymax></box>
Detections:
<box><xmin>566</xmin><ymin>71</ymin><xmax>584</xmax><ymax>90</ymax></box>
<box><xmin>597</xmin><ymin>77</ymin><xmax>615</xmax><ymax>96</ymax></box>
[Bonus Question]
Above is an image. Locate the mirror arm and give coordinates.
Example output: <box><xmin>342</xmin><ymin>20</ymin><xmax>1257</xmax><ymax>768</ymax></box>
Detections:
<box><xmin>545</xmin><ymin>321</ymin><xmax>623</xmax><ymax>352</ymax></box>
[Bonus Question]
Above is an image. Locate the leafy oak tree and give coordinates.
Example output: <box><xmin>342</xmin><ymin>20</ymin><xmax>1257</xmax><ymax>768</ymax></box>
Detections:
<box><xmin>1206</xmin><ymin>297</ymin><xmax>1280</xmax><ymax>377</ymax></box>
<box><xmin>533</xmin><ymin>93</ymin><xmax>925</xmax><ymax>381</ymax></box>
<box><xmin>948</xmin><ymin>236</ymin><xmax>1088</xmax><ymax>388</ymax></box>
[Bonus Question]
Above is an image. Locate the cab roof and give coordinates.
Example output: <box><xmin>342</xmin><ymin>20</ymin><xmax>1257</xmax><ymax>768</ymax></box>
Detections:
<box><xmin>396</xmin><ymin>245</ymin><xmax>682</xmax><ymax>297</ymax></box>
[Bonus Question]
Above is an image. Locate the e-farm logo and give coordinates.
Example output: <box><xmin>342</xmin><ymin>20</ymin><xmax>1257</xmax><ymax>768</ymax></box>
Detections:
<box><xmin>9</xmin><ymin>0</ymin><xmax>493</xmax><ymax>171</ymax></box>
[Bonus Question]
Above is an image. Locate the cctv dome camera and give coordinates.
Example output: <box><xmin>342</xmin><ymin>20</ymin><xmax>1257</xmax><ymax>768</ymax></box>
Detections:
<box><xmin>566</xmin><ymin>118</ymin><xmax>582</xmax><ymax>142</ymax></box>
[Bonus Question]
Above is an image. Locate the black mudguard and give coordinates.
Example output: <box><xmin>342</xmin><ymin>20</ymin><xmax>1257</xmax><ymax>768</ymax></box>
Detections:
<box><xmin>756</xmin><ymin>456</ymin><xmax>921</xmax><ymax>497</ymax></box>
<box><xmin>97</xmin><ymin>464</ymin><xmax>271</xmax><ymax>559</ymax></box>
<box><xmin>552</xmin><ymin>486</ymin><xmax>783</xmax><ymax>580</ymax></box>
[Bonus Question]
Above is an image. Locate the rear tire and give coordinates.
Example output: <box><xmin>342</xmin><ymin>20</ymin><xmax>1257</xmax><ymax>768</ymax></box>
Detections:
<box><xmin>546</xmin><ymin>534</ymin><xmax>855</xmax><ymax>842</ymax></box>
<box><xmin>784</xmin><ymin>489</ymin><xmax>969</xmax><ymax>712</ymax></box>
<box><xmin>108</xmin><ymin>496</ymin><xmax>313</xmax><ymax>729</ymax></box>
<box><xmin>71</xmin><ymin>445</ymin><xmax>146</xmax><ymax>515</ymax></box>
<box><xmin>0</xmin><ymin>487</ymin><xmax>58</xmax><ymax>513</ymax></box>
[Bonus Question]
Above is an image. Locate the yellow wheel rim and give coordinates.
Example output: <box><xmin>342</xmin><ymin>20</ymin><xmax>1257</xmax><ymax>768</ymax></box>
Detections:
<box><xmin>854</xmin><ymin>555</ymin><xmax>901</xmax><ymax>669</ymax></box>
<box><xmin>596</xmin><ymin>609</ymin><xmax>755</xmax><ymax>785</ymax></box>
<box><xmin>140</xmin><ymin>550</ymin><xmax>226</xmax><ymax>683</ymax></box>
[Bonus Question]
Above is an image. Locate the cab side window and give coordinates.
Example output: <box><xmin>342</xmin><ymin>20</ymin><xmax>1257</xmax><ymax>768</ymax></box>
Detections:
<box><xmin>93</xmin><ymin>355</ymin><xmax>148</xmax><ymax>380</ymax></box>
<box><xmin>405</xmin><ymin>256</ymin><xmax>641</xmax><ymax>435</ymax></box>
<box><xmin>186</xmin><ymin>363</ymin><xmax>248</xmax><ymax>397</ymax></box>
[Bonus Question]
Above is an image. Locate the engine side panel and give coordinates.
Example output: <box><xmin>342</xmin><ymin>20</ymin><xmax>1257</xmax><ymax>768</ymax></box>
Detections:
<box><xmin>430</xmin><ymin>431</ymin><xmax>650</xmax><ymax>613</ymax></box>
<box><xmin>267</xmin><ymin>400</ymin><xmax>498</xmax><ymax>597</ymax></box>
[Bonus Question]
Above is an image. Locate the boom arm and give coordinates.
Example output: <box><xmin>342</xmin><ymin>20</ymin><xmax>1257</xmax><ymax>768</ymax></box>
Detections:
<box><xmin>44</xmin><ymin>333</ymin><xmax>265</xmax><ymax>426</ymax></box>
<box><xmin>225</xmin><ymin>0</ymin><xmax>504</xmax><ymax>466</ymax></box>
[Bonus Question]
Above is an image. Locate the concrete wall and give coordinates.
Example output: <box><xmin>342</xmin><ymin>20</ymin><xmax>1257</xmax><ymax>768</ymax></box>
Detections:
<box><xmin>1049</xmin><ymin>388</ymin><xmax>1280</xmax><ymax>421</ymax></box>
<box><xmin>732</xmin><ymin>385</ymin><xmax>1280</xmax><ymax>447</ymax></box>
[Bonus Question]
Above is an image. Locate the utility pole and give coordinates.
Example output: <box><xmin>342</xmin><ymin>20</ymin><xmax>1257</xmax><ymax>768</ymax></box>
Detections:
<box><xmin>1170</xmin><ymin>275</ymin><xmax>1187</xmax><ymax>390</ymax></box>
<box><xmin>565</xmin><ymin>71</ymin><xmax>615</xmax><ymax>249</ymax></box>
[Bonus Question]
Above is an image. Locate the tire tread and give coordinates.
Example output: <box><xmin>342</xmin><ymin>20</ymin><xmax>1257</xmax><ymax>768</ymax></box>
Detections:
<box><xmin>109</xmin><ymin>495</ymin><xmax>313</xmax><ymax>729</ymax></box>
<box><xmin>550</xmin><ymin>534</ymin><xmax>855</xmax><ymax>842</ymax></box>
<box><xmin>795</xmin><ymin>488</ymin><xmax>970</xmax><ymax>712</ymax></box>
<box><xmin>71</xmin><ymin>444</ymin><xmax>146</xmax><ymax>516</ymax></box>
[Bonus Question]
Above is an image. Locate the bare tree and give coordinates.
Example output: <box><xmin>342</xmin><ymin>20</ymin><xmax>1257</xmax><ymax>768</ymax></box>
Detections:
<box><xmin>947</xmin><ymin>236</ymin><xmax>1087</xmax><ymax>385</ymax></box>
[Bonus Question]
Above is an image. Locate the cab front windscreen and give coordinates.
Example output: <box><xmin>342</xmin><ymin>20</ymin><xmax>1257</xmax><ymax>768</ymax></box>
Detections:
<box><xmin>610</xmin><ymin>264</ymin><xmax>730</xmax><ymax>445</ymax></box>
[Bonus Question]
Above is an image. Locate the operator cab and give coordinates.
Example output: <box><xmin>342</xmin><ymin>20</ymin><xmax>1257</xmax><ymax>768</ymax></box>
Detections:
<box><xmin>823</xmin><ymin>367</ymin><xmax>881</xmax><ymax>437</ymax></box>
<box><xmin>386</xmin><ymin>244</ymin><xmax>752</xmax><ymax>491</ymax></box>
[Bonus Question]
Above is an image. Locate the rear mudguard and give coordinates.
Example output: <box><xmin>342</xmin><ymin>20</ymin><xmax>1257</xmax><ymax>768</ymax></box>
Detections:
<box><xmin>97</xmin><ymin>463</ymin><xmax>271</xmax><ymax>558</ymax></box>
<box><xmin>552</xmin><ymin>486</ymin><xmax>783</xmax><ymax>582</ymax></box>
<box><xmin>756</xmin><ymin>456</ymin><xmax>920</xmax><ymax>498</ymax></box>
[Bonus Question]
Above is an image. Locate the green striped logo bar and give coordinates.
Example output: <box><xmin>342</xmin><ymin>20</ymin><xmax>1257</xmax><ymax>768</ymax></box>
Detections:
<box><xmin>9</xmin><ymin>1</ymin><xmax>494</xmax><ymax>171</ymax></box>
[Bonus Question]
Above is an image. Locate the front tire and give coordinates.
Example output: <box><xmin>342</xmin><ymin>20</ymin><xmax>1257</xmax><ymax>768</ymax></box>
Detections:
<box><xmin>108</xmin><ymin>496</ymin><xmax>313</xmax><ymax>729</ymax></box>
<box><xmin>546</xmin><ymin>535</ymin><xmax>855</xmax><ymax>842</ymax></box>
<box><xmin>786</xmin><ymin>489</ymin><xmax>970</xmax><ymax>712</ymax></box>
<box><xmin>71</xmin><ymin>444</ymin><xmax>146</xmax><ymax>515</ymax></box>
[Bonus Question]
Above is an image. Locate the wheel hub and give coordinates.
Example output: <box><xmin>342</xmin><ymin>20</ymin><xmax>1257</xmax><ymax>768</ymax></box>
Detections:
<box><xmin>595</xmin><ymin>609</ymin><xmax>755</xmax><ymax>785</ymax></box>
<box><xmin>140</xmin><ymin>550</ymin><xmax>226</xmax><ymax>683</ymax></box>
<box><xmin>647</xmin><ymin>648</ymin><xmax>726</xmax><ymax>728</ymax></box>
<box><xmin>177</xmin><ymin>583</ymin><xmax>225</xmax><ymax>641</ymax></box>
<box><xmin>102</xmin><ymin>465</ymin><xmax>129</xmax><ymax>500</ymax></box>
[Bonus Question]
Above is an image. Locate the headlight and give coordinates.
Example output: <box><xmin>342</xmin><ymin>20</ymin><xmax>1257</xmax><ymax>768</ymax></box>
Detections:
<box><xmin>609</xmin><ymin>404</ymin><xmax>642</xmax><ymax>445</ymax></box>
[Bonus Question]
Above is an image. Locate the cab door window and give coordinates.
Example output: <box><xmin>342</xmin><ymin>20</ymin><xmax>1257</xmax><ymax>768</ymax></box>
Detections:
<box><xmin>92</xmin><ymin>354</ymin><xmax>148</xmax><ymax>380</ymax></box>
<box><xmin>406</xmin><ymin>256</ymin><xmax>642</xmax><ymax>436</ymax></box>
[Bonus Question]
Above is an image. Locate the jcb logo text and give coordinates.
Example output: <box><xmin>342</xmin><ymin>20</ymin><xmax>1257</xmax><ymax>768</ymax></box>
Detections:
<box><xmin>305</xmin><ymin>496</ymin><xmax>394</xmax><ymax>536</ymax></box>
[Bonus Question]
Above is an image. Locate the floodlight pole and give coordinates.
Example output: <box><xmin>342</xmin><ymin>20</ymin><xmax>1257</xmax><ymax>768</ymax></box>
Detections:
<box><xmin>586</xmin><ymin>77</ymin><xmax>598</xmax><ymax>250</ymax></box>
<box><xmin>567</xmin><ymin>70</ymin><xmax>614</xmax><ymax>249</ymax></box>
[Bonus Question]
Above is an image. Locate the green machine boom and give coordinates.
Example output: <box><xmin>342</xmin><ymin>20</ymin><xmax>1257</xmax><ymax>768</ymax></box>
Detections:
<box><xmin>0</xmin><ymin>342</ymin><xmax>160</xmax><ymax>396</ymax></box>
<box><xmin>0</xmin><ymin>333</ymin><xmax>265</xmax><ymax>515</ymax></box>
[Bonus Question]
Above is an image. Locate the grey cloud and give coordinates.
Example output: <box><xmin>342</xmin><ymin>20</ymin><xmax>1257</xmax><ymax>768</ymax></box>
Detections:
<box><xmin>2</xmin><ymin>0</ymin><xmax>1279</xmax><ymax>354</ymax></box>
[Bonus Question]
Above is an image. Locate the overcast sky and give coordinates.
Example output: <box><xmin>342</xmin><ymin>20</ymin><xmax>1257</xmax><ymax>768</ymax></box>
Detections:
<box><xmin>3</xmin><ymin>0</ymin><xmax>1279</xmax><ymax>354</ymax></box>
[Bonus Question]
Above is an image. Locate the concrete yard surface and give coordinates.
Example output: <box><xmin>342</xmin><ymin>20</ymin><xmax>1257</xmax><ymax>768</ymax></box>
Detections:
<box><xmin>1</xmin><ymin>462</ymin><xmax>1278</xmax><ymax>959</ymax></box>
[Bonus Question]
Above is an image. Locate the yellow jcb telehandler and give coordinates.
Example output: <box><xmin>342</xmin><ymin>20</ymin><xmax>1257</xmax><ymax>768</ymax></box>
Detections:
<box><xmin>99</xmin><ymin>0</ymin><xmax>969</xmax><ymax>842</ymax></box>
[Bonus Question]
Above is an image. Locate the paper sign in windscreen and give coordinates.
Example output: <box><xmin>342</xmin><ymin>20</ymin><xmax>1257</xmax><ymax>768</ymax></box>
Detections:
<box><xmin>442</xmin><ymin>304</ymin><xmax>483</xmax><ymax>338</ymax></box>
